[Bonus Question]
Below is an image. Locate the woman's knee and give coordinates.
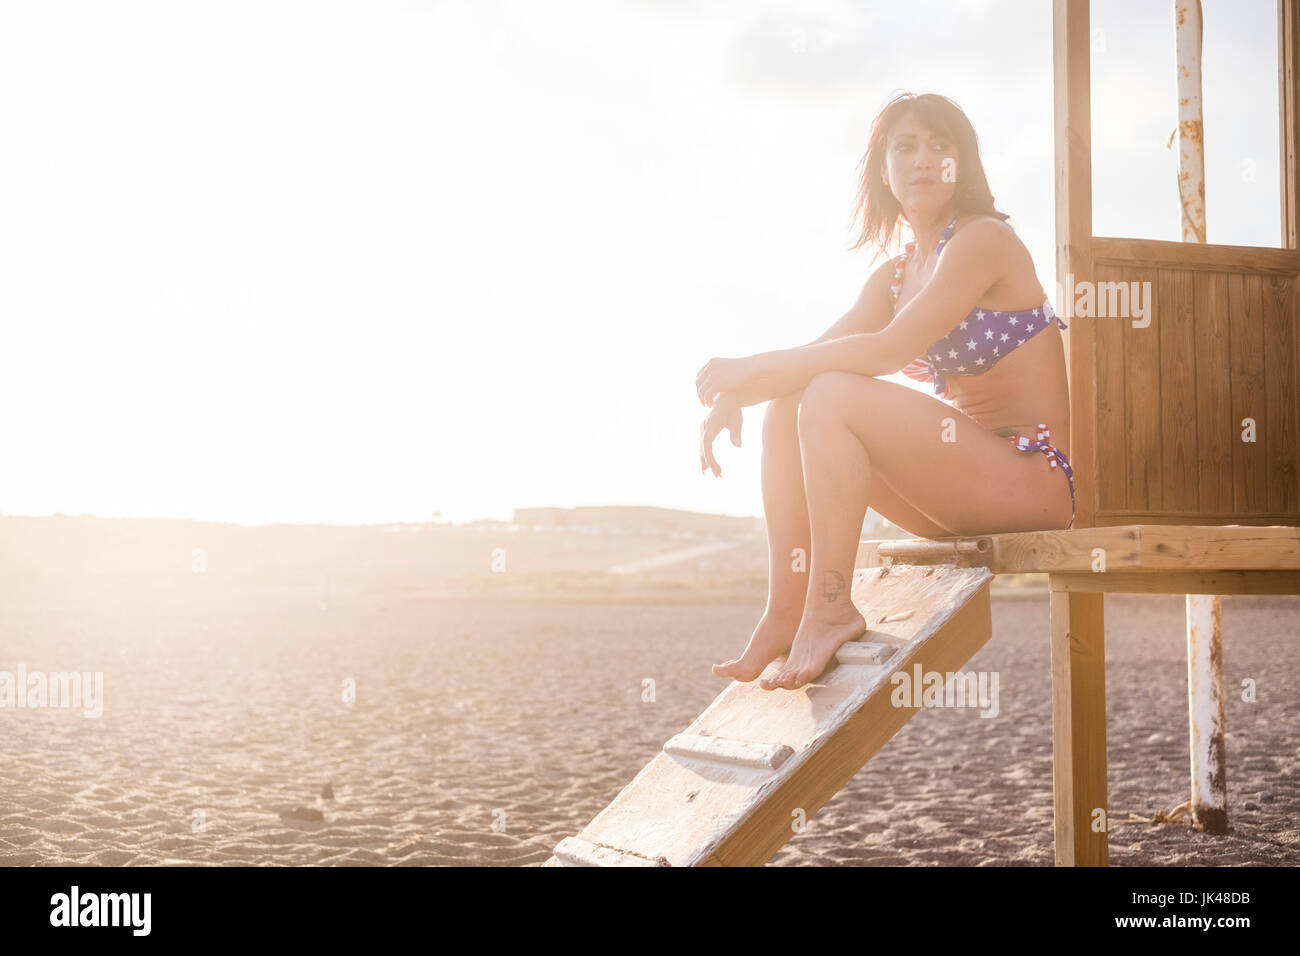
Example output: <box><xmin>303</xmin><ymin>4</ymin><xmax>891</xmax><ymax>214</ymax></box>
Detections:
<box><xmin>762</xmin><ymin>390</ymin><xmax>802</xmax><ymax>436</ymax></box>
<box><xmin>798</xmin><ymin>371</ymin><xmax>860</xmax><ymax>424</ymax></box>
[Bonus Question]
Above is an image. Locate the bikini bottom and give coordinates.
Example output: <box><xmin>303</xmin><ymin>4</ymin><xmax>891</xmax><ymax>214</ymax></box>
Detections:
<box><xmin>1005</xmin><ymin>423</ymin><xmax>1076</xmax><ymax>530</ymax></box>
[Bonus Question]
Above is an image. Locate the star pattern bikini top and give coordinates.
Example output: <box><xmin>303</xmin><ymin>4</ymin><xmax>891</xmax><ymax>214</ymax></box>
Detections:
<box><xmin>889</xmin><ymin>215</ymin><xmax>1067</xmax><ymax>398</ymax></box>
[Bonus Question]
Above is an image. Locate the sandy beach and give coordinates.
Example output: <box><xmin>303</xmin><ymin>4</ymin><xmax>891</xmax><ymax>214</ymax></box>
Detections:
<box><xmin>1</xmin><ymin>514</ymin><xmax>1296</xmax><ymax>866</ymax></box>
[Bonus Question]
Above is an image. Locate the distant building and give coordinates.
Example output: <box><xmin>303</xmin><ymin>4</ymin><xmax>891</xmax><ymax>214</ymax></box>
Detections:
<box><xmin>511</xmin><ymin>506</ymin><xmax>763</xmax><ymax>538</ymax></box>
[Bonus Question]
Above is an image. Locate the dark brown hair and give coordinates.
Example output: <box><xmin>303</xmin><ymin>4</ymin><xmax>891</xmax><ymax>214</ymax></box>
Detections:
<box><xmin>849</xmin><ymin>91</ymin><xmax>1009</xmax><ymax>258</ymax></box>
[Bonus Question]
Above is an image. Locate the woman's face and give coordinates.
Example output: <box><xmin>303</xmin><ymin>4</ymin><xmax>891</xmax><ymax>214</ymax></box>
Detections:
<box><xmin>883</xmin><ymin>111</ymin><xmax>959</xmax><ymax>215</ymax></box>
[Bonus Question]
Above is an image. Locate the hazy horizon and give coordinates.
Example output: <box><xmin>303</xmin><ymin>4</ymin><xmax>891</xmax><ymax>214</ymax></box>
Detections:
<box><xmin>0</xmin><ymin>500</ymin><xmax>769</xmax><ymax>528</ymax></box>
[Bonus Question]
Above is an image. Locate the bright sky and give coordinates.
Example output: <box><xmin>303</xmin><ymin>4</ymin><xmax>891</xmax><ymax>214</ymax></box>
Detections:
<box><xmin>0</xmin><ymin>0</ymin><xmax>1281</xmax><ymax>525</ymax></box>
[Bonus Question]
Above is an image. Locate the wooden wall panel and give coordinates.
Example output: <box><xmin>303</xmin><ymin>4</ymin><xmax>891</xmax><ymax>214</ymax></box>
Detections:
<box><xmin>1160</xmin><ymin>268</ymin><xmax>1199</xmax><ymax>512</ymax></box>
<box><xmin>1229</xmin><ymin>274</ymin><xmax>1269</xmax><ymax>513</ymax></box>
<box><xmin>1087</xmin><ymin>261</ymin><xmax>1298</xmax><ymax>524</ymax></box>
<box><xmin>1055</xmin><ymin>0</ymin><xmax>1300</xmax><ymax>528</ymax></box>
<box><xmin>1193</xmin><ymin>270</ymin><xmax>1233</xmax><ymax>513</ymax></box>
<box><xmin>1093</xmin><ymin>265</ymin><xmax>1128</xmax><ymax>513</ymax></box>
<box><xmin>1263</xmin><ymin>274</ymin><xmax>1299</xmax><ymax>512</ymax></box>
<box><xmin>1124</xmin><ymin>268</ymin><xmax>1163</xmax><ymax>512</ymax></box>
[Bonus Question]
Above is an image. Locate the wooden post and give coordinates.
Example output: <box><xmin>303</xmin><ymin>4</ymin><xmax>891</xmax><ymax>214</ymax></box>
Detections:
<box><xmin>1052</xmin><ymin>0</ymin><xmax>1107</xmax><ymax>866</ymax></box>
<box><xmin>1049</xmin><ymin>581</ymin><xmax>1108</xmax><ymax>865</ymax></box>
<box><xmin>1186</xmin><ymin>593</ymin><xmax>1228</xmax><ymax>832</ymax></box>
<box><xmin>1053</xmin><ymin>0</ymin><xmax>1095</xmax><ymax>528</ymax></box>
<box><xmin>1280</xmin><ymin>0</ymin><xmax>1300</xmax><ymax>249</ymax></box>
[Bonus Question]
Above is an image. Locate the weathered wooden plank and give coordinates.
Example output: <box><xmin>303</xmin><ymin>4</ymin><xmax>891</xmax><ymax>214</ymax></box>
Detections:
<box><xmin>1229</xmin><ymin>273</ymin><xmax>1268</xmax><ymax>512</ymax></box>
<box><xmin>552</xmin><ymin>837</ymin><xmax>669</xmax><ymax>867</ymax></box>
<box><xmin>1194</xmin><ymin>270</ymin><xmax>1233</xmax><ymax>512</ymax></box>
<box><xmin>546</xmin><ymin>564</ymin><xmax>993</xmax><ymax>867</ymax></box>
<box><xmin>1048</xmin><ymin>583</ymin><xmax>1107</xmax><ymax>866</ymax></box>
<box><xmin>1162</xmin><ymin>267</ymin><xmax>1199</xmax><ymax>513</ymax></box>
<box><xmin>1127</xmin><ymin>268</ymin><xmax>1163</xmax><ymax>511</ymax></box>
<box><xmin>1044</xmin><ymin>569</ymin><xmax>1300</xmax><ymax>594</ymax></box>
<box><xmin>1094</xmin><ymin>263</ymin><xmax>1128</xmax><ymax>513</ymax></box>
<box><xmin>857</xmin><ymin>524</ymin><xmax>1300</xmax><ymax>574</ymax></box>
<box><xmin>990</xmin><ymin>525</ymin><xmax>1141</xmax><ymax>572</ymax></box>
<box><xmin>834</xmin><ymin>640</ymin><xmax>899</xmax><ymax>666</ymax></box>
<box><xmin>1263</xmin><ymin>274</ymin><xmax>1299</xmax><ymax>513</ymax></box>
<box><xmin>1091</xmin><ymin>237</ymin><xmax>1300</xmax><ymax>275</ymax></box>
<box><xmin>1138</xmin><ymin>523</ymin><xmax>1300</xmax><ymax>568</ymax></box>
<box><xmin>662</xmin><ymin>733</ymin><xmax>794</xmax><ymax>771</ymax></box>
<box><xmin>699</xmin><ymin>573</ymin><xmax>992</xmax><ymax>867</ymax></box>
<box><xmin>1094</xmin><ymin>510</ymin><xmax>1300</xmax><ymax>524</ymax></box>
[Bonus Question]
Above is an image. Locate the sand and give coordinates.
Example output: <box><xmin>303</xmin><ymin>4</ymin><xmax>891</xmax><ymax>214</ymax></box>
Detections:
<box><xmin>0</xmin><ymin>515</ymin><xmax>1294</xmax><ymax>868</ymax></box>
<box><xmin>0</xmin><ymin>515</ymin><xmax>1296</xmax><ymax>866</ymax></box>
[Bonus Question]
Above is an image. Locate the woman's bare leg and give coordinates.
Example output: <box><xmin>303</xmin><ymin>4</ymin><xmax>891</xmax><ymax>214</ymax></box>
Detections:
<box><xmin>763</xmin><ymin>370</ymin><xmax>1072</xmax><ymax>690</ymax></box>
<box><xmin>713</xmin><ymin>389</ymin><xmax>956</xmax><ymax>682</ymax></box>
<box><xmin>712</xmin><ymin>392</ymin><xmax>808</xmax><ymax>681</ymax></box>
<box><xmin>760</xmin><ymin>378</ymin><xmax>871</xmax><ymax>690</ymax></box>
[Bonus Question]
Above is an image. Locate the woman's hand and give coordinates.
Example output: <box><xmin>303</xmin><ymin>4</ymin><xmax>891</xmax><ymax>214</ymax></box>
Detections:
<box><xmin>699</xmin><ymin>394</ymin><xmax>743</xmax><ymax>477</ymax></box>
<box><xmin>695</xmin><ymin>356</ymin><xmax>758</xmax><ymax>407</ymax></box>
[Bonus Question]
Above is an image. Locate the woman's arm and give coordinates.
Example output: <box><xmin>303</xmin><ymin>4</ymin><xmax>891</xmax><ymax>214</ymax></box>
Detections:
<box><xmin>714</xmin><ymin>376</ymin><xmax>810</xmax><ymax>409</ymax></box>
<box><xmin>707</xmin><ymin>256</ymin><xmax>899</xmax><ymax>408</ymax></box>
<box><xmin>750</xmin><ymin>219</ymin><xmax>1010</xmax><ymax>389</ymax></box>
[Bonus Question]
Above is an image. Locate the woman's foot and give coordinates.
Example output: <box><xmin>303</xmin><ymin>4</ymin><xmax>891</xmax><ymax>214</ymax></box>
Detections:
<box><xmin>760</xmin><ymin>603</ymin><xmax>867</xmax><ymax>691</ymax></box>
<box><xmin>712</xmin><ymin>606</ymin><xmax>803</xmax><ymax>682</ymax></box>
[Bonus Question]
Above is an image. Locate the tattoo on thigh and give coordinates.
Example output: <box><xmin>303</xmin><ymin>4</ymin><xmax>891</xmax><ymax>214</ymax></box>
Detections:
<box><xmin>823</xmin><ymin>569</ymin><xmax>845</xmax><ymax>603</ymax></box>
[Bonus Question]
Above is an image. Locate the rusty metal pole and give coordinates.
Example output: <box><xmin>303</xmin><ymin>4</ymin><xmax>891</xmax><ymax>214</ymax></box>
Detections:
<box><xmin>1175</xmin><ymin>0</ymin><xmax>1206</xmax><ymax>240</ymax></box>
<box><xmin>1186</xmin><ymin>594</ymin><xmax>1228</xmax><ymax>831</ymax></box>
<box><xmin>1174</xmin><ymin>0</ymin><xmax>1228</xmax><ymax>834</ymax></box>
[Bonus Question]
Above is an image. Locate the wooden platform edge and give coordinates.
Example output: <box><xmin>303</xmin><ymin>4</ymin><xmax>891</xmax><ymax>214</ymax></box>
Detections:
<box><xmin>858</xmin><ymin>524</ymin><xmax>1300</xmax><ymax>575</ymax></box>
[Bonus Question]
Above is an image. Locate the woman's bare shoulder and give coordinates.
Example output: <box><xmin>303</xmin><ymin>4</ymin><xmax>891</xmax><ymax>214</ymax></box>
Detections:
<box><xmin>948</xmin><ymin>214</ymin><xmax>1029</xmax><ymax>269</ymax></box>
<box><xmin>951</xmin><ymin>213</ymin><xmax>1018</xmax><ymax>242</ymax></box>
<box><xmin>951</xmin><ymin>214</ymin><xmax>1041</xmax><ymax>299</ymax></box>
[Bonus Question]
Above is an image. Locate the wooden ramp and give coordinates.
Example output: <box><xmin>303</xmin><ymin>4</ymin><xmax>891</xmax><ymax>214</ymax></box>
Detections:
<box><xmin>544</xmin><ymin>562</ymin><xmax>994</xmax><ymax>867</ymax></box>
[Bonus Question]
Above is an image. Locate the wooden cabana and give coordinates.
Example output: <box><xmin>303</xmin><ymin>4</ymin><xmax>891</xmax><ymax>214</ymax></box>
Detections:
<box><xmin>984</xmin><ymin>0</ymin><xmax>1300</xmax><ymax>864</ymax></box>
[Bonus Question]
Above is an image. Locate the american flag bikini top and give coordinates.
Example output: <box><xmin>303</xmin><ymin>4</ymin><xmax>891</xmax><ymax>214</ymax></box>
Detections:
<box><xmin>890</xmin><ymin>216</ymin><xmax>1067</xmax><ymax>397</ymax></box>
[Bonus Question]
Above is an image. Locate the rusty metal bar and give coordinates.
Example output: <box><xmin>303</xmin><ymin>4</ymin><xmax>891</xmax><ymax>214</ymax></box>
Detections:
<box><xmin>1186</xmin><ymin>593</ymin><xmax>1228</xmax><ymax>833</ymax></box>
<box><xmin>1175</xmin><ymin>0</ymin><xmax>1206</xmax><ymax>240</ymax></box>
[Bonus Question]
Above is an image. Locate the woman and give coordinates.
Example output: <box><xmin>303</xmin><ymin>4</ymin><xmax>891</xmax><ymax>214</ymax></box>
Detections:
<box><xmin>695</xmin><ymin>91</ymin><xmax>1074</xmax><ymax>692</ymax></box>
